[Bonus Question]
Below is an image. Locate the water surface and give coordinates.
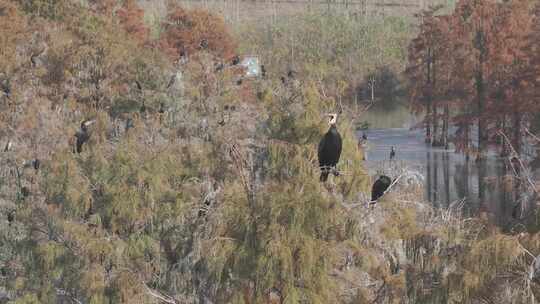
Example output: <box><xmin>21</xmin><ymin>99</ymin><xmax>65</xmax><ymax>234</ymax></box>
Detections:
<box><xmin>361</xmin><ymin>128</ymin><xmax>523</xmax><ymax>229</ymax></box>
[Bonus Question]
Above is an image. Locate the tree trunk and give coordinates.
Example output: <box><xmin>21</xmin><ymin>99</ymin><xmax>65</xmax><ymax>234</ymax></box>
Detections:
<box><xmin>512</xmin><ymin>112</ymin><xmax>521</xmax><ymax>155</ymax></box>
<box><xmin>465</xmin><ymin>123</ymin><xmax>470</xmax><ymax>161</ymax></box>
<box><xmin>500</xmin><ymin>115</ymin><xmax>508</xmax><ymax>157</ymax></box>
<box><xmin>425</xmin><ymin>48</ymin><xmax>433</xmax><ymax>144</ymax></box>
<box><xmin>433</xmin><ymin>105</ymin><xmax>439</xmax><ymax>146</ymax></box>
<box><xmin>426</xmin><ymin>109</ymin><xmax>432</xmax><ymax>144</ymax></box>
<box><xmin>443</xmin><ymin>152</ymin><xmax>450</xmax><ymax>206</ymax></box>
<box><xmin>441</xmin><ymin>103</ymin><xmax>449</xmax><ymax>149</ymax></box>
<box><xmin>432</xmin><ymin>58</ymin><xmax>438</xmax><ymax>146</ymax></box>
<box><xmin>475</xmin><ymin>69</ymin><xmax>487</xmax><ymax>161</ymax></box>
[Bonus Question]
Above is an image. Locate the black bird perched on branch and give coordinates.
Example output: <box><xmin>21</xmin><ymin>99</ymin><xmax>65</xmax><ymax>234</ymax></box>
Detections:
<box><xmin>20</xmin><ymin>186</ymin><xmax>30</xmax><ymax>198</ymax></box>
<box><xmin>287</xmin><ymin>70</ymin><xmax>296</xmax><ymax>78</ymax></box>
<box><xmin>231</xmin><ymin>55</ymin><xmax>240</xmax><ymax>66</ymax></box>
<box><xmin>318</xmin><ymin>113</ymin><xmax>342</xmax><ymax>182</ymax></box>
<box><xmin>261</xmin><ymin>65</ymin><xmax>267</xmax><ymax>78</ymax></box>
<box><xmin>390</xmin><ymin>146</ymin><xmax>396</xmax><ymax>160</ymax></box>
<box><xmin>371</xmin><ymin>175</ymin><xmax>392</xmax><ymax>203</ymax></box>
<box><xmin>215</xmin><ymin>62</ymin><xmax>224</xmax><ymax>72</ymax></box>
<box><xmin>140</xmin><ymin>100</ymin><xmax>147</xmax><ymax>114</ymax></box>
<box><xmin>7</xmin><ymin>210</ymin><xmax>14</xmax><ymax>225</ymax></box>
<box><xmin>135</xmin><ymin>80</ymin><xmax>143</xmax><ymax>92</ymax></box>
<box><xmin>74</xmin><ymin>119</ymin><xmax>95</xmax><ymax>154</ymax></box>
<box><xmin>199</xmin><ymin>39</ymin><xmax>208</xmax><ymax>49</ymax></box>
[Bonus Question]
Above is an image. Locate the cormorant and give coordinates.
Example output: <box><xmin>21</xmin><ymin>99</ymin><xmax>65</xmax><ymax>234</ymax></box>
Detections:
<box><xmin>318</xmin><ymin>114</ymin><xmax>342</xmax><ymax>182</ymax></box>
<box><xmin>261</xmin><ymin>65</ymin><xmax>266</xmax><ymax>78</ymax></box>
<box><xmin>7</xmin><ymin>210</ymin><xmax>14</xmax><ymax>225</ymax></box>
<box><xmin>158</xmin><ymin>102</ymin><xmax>166</xmax><ymax>114</ymax></box>
<box><xmin>287</xmin><ymin>70</ymin><xmax>296</xmax><ymax>78</ymax></box>
<box><xmin>20</xmin><ymin>186</ymin><xmax>30</xmax><ymax>198</ymax></box>
<box><xmin>30</xmin><ymin>54</ymin><xmax>37</xmax><ymax>66</ymax></box>
<box><xmin>74</xmin><ymin>119</ymin><xmax>95</xmax><ymax>154</ymax></box>
<box><xmin>125</xmin><ymin>117</ymin><xmax>134</xmax><ymax>132</ymax></box>
<box><xmin>390</xmin><ymin>146</ymin><xmax>396</xmax><ymax>160</ymax></box>
<box><xmin>135</xmin><ymin>80</ymin><xmax>143</xmax><ymax>92</ymax></box>
<box><xmin>215</xmin><ymin>62</ymin><xmax>224</xmax><ymax>72</ymax></box>
<box><xmin>140</xmin><ymin>101</ymin><xmax>146</xmax><ymax>114</ymax></box>
<box><xmin>371</xmin><ymin>175</ymin><xmax>392</xmax><ymax>203</ymax></box>
<box><xmin>199</xmin><ymin>39</ymin><xmax>208</xmax><ymax>49</ymax></box>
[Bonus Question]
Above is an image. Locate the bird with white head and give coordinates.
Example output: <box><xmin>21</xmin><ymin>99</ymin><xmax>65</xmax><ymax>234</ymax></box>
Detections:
<box><xmin>318</xmin><ymin>113</ymin><xmax>342</xmax><ymax>182</ymax></box>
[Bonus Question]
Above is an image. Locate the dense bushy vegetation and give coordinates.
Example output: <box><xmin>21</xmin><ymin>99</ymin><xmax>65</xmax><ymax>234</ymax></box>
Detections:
<box><xmin>0</xmin><ymin>0</ymin><xmax>539</xmax><ymax>303</ymax></box>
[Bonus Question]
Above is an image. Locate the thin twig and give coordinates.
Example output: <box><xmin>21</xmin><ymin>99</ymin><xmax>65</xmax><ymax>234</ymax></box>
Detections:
<box><xmin>497</xmin><ymin>130</ymin><xmax>537</xmax><ymax>195</ymax></box>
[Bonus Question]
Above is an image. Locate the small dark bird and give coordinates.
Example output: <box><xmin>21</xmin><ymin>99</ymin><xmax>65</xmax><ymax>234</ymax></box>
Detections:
<box><xmin>30</xmin><ymin>54</ymin><xmax>37</xmax><ymax>66</ymax></box>
<box><xmin>280</xmin><ymin>76</ymin><xmax>287</xmax><ymax>85</ymax></box>
<box><xmin>125</xmin><ymin>117</ymin><xmax>134</xmax><ymax>132</ymax></box>
<box><xmin>261</xmin><ymin>65</ymin><xmax>267</xmax><ymax>78</ymax></box>
<box><xmin>215</xmin><ymin>62</ymin><xmax>224</xmax><ymax>72</ymax></box>
<box><xmin>390</xmin><ymin>146</ymin><xmax>396</xmax><ymax>160</ymax></box>
<box><xmin>158</xmin><ymin>102</ymin><xmax>166</xmax><ymax>114</ymax></box>
<box><xmin>231</xmin><ymin>55</ymin><xmax>240</xmax><ymax>66</ymax></box>
<box><xmin>7</xmin><ymin>210</ymin><xmax>14</xmax><ymax>225</ymax></box>
<box><xmin>236</xmin><ymin>79</ymin><xmax>243</xmax><ymax>86</ymax></box>
<box><xmin>371</xmin><ymin>175</ymin><xmax>392</xmax><ymax>203</ymax></box>
<box><xmin>287</xmin><ymin>70</ymin><xmax>296</xmax><ymax>78</ymax></box>
<box><xmin>20</xmin><ymin>186</ymin><xmax>30</xmax><ymax>198</ymax></box>
<box><xmin>140</xmin><ymin>101</ymin><xmax>146</xmax><ymax>114</ymax></box>
<box><xmin>135</xmin><ymin>80</ymin><xmax>143</xmax><ymax>91</ymax></box>
<box><xmin>200</xmin><ymin>39</ymin><xmax>208</xmax><ymax>49</ymax></box>
<box><xmin>362</xmin><ymin>133</ymin><xmax>367</xmax><ymax>140</ymax></box>
<box><xmin>318</xmin><ymin>114</ymin><xmax>342</xmax><ymax>182</ymax></box>
<box><xmin>74</xmin><ymin>119</ymin><xmax>95</xmax><ymax>154</ymax></box>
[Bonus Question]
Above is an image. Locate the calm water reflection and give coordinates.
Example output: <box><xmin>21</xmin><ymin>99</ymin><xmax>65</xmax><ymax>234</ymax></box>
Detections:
<box><xmin>361</xmin><ymin>128</ymin><xmax>527</xmax><ymax>229</ymax></box>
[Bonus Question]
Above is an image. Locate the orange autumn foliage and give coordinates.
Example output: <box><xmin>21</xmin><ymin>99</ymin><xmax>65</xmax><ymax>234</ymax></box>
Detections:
<box><xmin>159</xmin><ymin>5</ymin><xmax>236</xmax><ymax>61</ymax></box>
<box><xmin>116</xmin><ymin>0</ymin><xmax>149</xmax><ymax>45</ymax></box>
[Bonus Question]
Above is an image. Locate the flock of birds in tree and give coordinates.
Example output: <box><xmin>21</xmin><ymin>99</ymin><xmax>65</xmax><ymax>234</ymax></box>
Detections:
<box><xmin>317</xmin><ymin>114</ymin><xmax>393</xmax><ymax>205</ymax></box>
<box><xmin>1</xmin><ymin>48</ymin><xmax>393</xmax><ymax>224</ymax></box>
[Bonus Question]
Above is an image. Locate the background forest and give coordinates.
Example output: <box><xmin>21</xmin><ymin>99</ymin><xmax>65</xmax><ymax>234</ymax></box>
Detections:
<box><xmin>1</xmin><ymin>0</ymin><xmax>540</xmax><ymax>303</ymax></box>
